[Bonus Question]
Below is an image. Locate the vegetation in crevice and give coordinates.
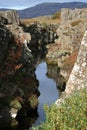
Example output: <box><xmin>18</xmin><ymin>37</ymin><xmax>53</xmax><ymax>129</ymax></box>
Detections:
<box><xmin>32</xmin><ymin>88</ymin><xmax>87</xmax><ymax>130</ymax></box>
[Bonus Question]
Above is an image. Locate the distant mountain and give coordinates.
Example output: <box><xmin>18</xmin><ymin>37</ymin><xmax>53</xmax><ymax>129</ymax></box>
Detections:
<box><xmin>0</xmin><ymin>2</ymin><xmax>87</xmax><ymax>19</ymax></box>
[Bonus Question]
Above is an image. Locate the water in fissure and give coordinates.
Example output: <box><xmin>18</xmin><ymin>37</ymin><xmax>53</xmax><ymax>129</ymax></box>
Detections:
<box><xmin>34</xmin><ymin>61</ymin><xmax>60</xmax><ymax>125</ymax></box>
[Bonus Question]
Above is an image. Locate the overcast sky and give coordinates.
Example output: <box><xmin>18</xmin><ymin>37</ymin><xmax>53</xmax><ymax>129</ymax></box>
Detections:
<box><xmin>0</xmin><ymin>0</ymin><xmax>87</xmax><ymax>9</ymax></box>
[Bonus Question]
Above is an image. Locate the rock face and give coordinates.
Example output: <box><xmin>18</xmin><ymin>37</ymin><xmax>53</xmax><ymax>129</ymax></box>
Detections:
<box><xmin>0</xmin><ymin>23</ymin><xmax>31</xmax><ymax>79</ymax></box>
<box><xmin>0</xmin><ymin>23</ymin><xmax>12</xmax><ymax>64</ymax></box>
<box><xmin>65</xmin><ymin>30</ymin><xmax>87</xmax><ymax>95</ymax></box>
<box><xmin>0</xmin><ymin>10</ymin><xmax>20</xmax><ymax>25</ymax></box>
<box><xmin>56</xmin><ymin>30</ymin><xmax>87</xmax><ymax>105</ymax></box>
<box><xmin>54</xmin><ymin>8</ymin><xmax>87</xmax><ymax>80</ymax></box>
<box><xmin>46</xmin><ymin>8</ymin><xmax>87</xmax><ymax>89</ymax></box>
<box><xmin>61</xmin><ymin>8</ymin><xmax>87</xmax><ymax>25</ymax></box>
<box><xmin>25</xmin><ymin>22</ymin><xmax>58</xmax><ymax>58</ymax></box>
<box><xmin>57</xmin><ymin>8</ymin><xmax>87</xmax><ymax>51</ymax></box>
<box><xmin>55</xmin><ymin>30</ymin><xmax>87</xmax><ymax>105</ymax></box>
<box><xmin>0</xmin><ymin>10</ymin><xmax>40</xmax><ymax>128</ymax></box>
<box><xmin>0</xmin><ymin>10</ymin><xmax>59</xmax><ymax>128</ymax></box>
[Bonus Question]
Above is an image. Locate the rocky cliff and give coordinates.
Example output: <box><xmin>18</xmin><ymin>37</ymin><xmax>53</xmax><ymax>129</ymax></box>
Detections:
<box><xmin>56</xmin><ymin>29</ymin><xmax>87</xmax><ymax>105</ymax></box>
<box><xmin>57</xmin><ymin>8</ymin><xmax>87</xmax><ymax>51</ymax></box>
<box><xmin>56</xmin><ymin>8</ymin><xmax>87</xmax><ymax>79</ymax></box>
<box><xmin>48</xmin><ymin>8</ymin><xmax>87</xmax><ymax>105</ymax></box>
<box><xmin>0</xmin><ymin>10</ymin><xmax>59</xmax><ymax>128</ymax></box>
<box><xmin>0</xmin><ymin>10</ymin><xmax>39</xmax><ymax>128</ymax></box>
<box><xmin>46</xmin><ymin>8</ymin><xmax>87</xmax><ymax>90</ymax></box>
<box><xmin>24</xmin><ymin>22</ymin><xmax>58</xmax><ymax>59</ymax></box>
<box><xmin>65</xmin><ymin>30</ymin><xmax>87</xmax><ymax>95</ymax></box>
<box><xmin>0</xmin><ymin>10</ymin><xmax>20</xmax><ymax>25</ymax></box>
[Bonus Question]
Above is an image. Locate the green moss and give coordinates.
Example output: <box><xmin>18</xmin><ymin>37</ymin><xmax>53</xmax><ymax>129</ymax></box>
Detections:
<box><xmin>32</xmin><ymin>88</ymin><xmax>87</xmax><ymax>130</ymax></box>
<box><xmin>28</xmin><ymin>95</ymin><xmax>39</xmax><ymax>109</ymax></box>
<box><xmin>11</xmin><ymin>119</ymin><xmax>18</xmax><ymax>127</ymax></box>
<box><xmin>10</xmin><ymin>99</ymin><xmax>22</xmax><ymax>110</ymax></box>
<box><xmin>46</xmin><ymin>59</ymin><xmax>58</xmax><ymax>66</ymax></box>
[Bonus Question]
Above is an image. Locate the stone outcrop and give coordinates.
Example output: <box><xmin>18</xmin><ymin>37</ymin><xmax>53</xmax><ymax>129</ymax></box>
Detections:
<box><xmin>61</xmin><ymin>8</ymin><xmax>87</xmax><ymax>25</ymax></box>
<box><xmin>55</xmin><ymin>8</ymin><xmax>87</xmax><ymax>80</ymax></box>
<box><xmin>65</xmin><ymin>30</ymin><xmax>87</xmax><ymax>95</ymax></box>
<box><xmin>0</xmin><ymin>11</ymin><xmax>40</xmax><ymax>128</ymax></box>
<box><xmin>25</xmin><ymin>22</ymin><xmax>58</xmax><ymax>58</ymax></box>
<box><xmin>57</xmin><ymin>8</ymin><xmax>87</xmax><ymax>51</ymax></box>
<box><xmin>0</xmin><ymin>10</ymin><xmax>20</xmax><ymax>25</ymax></box>
<box><xmin>0</xmin><ymin>10</ymin><xmax>59</xmax><ymax>128</ymax></box>
<box><xmin>56</xmin><ymin>30</ymin><xmax>87</xmax><ymax>105</ymax></box>
<box><xmin>0</xmin><ymin>23</ymin><xmax>12</xmax><ymax>64</ymax></box>
<box><xmin>46</xmin><ymin>8</ymin><xmax>87</xmax><ymax>89</ymax></box>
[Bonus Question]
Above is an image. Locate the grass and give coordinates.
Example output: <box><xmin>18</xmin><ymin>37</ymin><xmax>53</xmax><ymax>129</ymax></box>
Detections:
<box><xmin>20</xmin><ymin>14</ymin><xmax>60</xmax><ymax>26</ymax></box>
<box><xmin>52</xmin><ymin>11</ymin><xmax>61</xmax><ymax>20</ymax></box>
<box><xmin>32</xmin><ymin>88</ymin><xmax>87</xmax><ymax>130</ymax></box>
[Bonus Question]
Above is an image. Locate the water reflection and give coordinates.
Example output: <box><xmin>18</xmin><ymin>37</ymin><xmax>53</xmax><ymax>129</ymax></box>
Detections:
<box><xmin>47</xmin><ymin>65</ymin><xmax>66</xmax><ymax>91</ymax></box>
<box><xmin>34</xmin><ymin>62</ymin><xmax>59</xmax><ymax>126</ymax></box>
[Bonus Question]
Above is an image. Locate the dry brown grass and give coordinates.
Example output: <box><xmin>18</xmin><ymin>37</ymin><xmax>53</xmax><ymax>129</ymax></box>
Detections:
<box><xmin>62</xmin><ymin>50</ymin><xmax>78</xmax><ymax>70</ymax></box>
<box><xmin>20</xmin><ymin>15</ymin><xmax>61</xmax><ymax>26</ymax></box>
<box><xmin>61</xmin><ymin>49</ymin><xmax>78</xmax><ymax>78</ymax></box>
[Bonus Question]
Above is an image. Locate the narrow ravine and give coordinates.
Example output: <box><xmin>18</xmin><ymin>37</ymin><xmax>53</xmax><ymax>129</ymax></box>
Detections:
<box><xmin>34</xmin><ymin>61</ymin><xmax>60</xmax><ymax>126</ymax></box>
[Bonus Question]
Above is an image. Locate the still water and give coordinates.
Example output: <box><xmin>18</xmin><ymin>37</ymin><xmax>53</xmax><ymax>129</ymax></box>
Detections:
<box><xmin>34</xmin><ymin>62</ymin><xmax>59</xmax><ymax>126</ymax></box>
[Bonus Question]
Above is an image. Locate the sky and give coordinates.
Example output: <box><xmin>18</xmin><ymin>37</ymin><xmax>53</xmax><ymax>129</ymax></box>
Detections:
<box><xmin>0</xmin><ymin>0</ymin><xmax>87</xmax><ymax>10</ymax></box>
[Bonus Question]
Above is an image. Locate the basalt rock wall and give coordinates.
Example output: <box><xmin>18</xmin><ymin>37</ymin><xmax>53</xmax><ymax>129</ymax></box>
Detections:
<box><xmin>25</xmin><ymin>22</ymin><xmax>58</xmax><ymax>58</ymax></box>
<box><xmin>0</xmin><ymin>10</ymin><xmax>59</xmax><ymax>128</ymax></box>
<box><xmin>0</xmin><ymin>10</ymin><xmax>40</xmax><ymax>128</ymax></box>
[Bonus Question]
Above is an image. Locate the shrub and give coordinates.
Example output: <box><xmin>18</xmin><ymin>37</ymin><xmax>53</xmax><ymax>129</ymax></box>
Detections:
<box><xmin>32</xmin><ymin>88</ymin><xmax>87</xmax><ymax>130</ymax></box>
<box><xmin>52</xmin><ymin>11</ymin><xmax>61</xmax><ymax>19</ymax></box>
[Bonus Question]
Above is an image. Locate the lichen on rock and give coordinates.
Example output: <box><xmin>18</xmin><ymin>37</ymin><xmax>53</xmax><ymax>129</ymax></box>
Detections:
<box><xmin>65</xmin><ymin>30</ymin><xmax>87</xmax><ymax>95</ymax></box>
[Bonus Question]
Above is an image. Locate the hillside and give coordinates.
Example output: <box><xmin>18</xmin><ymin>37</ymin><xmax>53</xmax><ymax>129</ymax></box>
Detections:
<box><xmin>18</xmin><ymin>2</ymin><xmax>87</xmax><ymax>18</ymax></box>
<box><xmin>0</xmin><ymin>2</ymin><xmax>87</xmax><ymax>19</ymax></box>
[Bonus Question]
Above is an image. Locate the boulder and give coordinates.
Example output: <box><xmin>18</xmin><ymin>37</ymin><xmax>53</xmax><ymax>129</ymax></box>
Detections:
<box><xmin>0</xmin><ymin>10</ymin><xmax>20</xmax><ymax>25</ymax></box>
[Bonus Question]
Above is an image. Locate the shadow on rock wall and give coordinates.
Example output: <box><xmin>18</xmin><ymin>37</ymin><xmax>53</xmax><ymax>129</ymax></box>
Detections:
<box><xmin>0</xmin><ymin>21</ymin><xmax>40</xmax><ymax>129</ymax></box>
